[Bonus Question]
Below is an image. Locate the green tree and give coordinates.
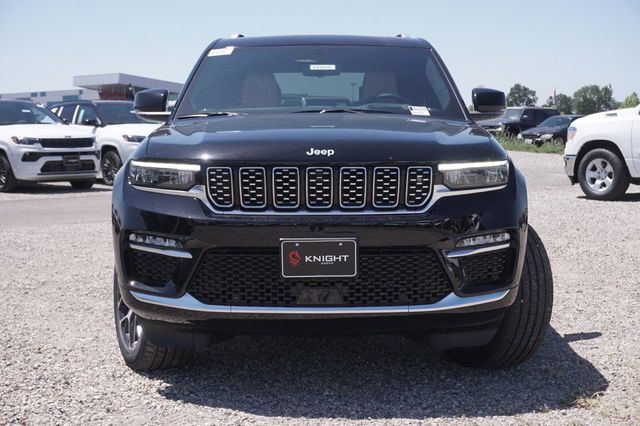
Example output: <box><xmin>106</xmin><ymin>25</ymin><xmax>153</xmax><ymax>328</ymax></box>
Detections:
<box><xmin>621</xmin><ymin>92</ymin><xmax>640</xmax><ymax>108</ymax></box>
<box><xmin>572</xmin><ymin>84</ymin><xmax>619</xmax><ymax>114</ymax></box>
<box><xmin>507</xmin><ymin>84</ymin><xmax>538</xmax><ymax>106</ymax></box>
<box><xmin>544</xmin><ymin>93</ymin><xmax>573</xmax><ymax>114</ymax></box>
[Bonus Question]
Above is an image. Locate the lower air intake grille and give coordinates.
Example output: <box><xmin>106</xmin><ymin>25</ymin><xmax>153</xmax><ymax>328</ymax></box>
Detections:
<box><xmin>460</xmin><ymin>249</ymin><xmax>511</xmax><ymax>285</ymax></box>
<box><xmin>188</xmin><ymin>248</ymin><xmax>451</xmax><ymax>307</ymax></box>
<box><xmin>126</xmin><ymin>250</ymin><xmax>179</xmax><ymax>286</ymax></box>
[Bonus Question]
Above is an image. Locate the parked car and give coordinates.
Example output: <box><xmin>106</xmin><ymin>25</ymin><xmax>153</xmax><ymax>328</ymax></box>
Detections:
<box><xmin>518</xmin><ymin>114</ymin><xmax>583</xmax><ymax>145</ymax></box>
<box><xmin>50</xmin><ymin>100</ymin><xmax>159</xmax><ymax>185</ymax></box>
<box><xmin>564</xmin><ymin>105</ymin><xmax>640</xmax><ymax>200</ymax></box>
<box><xmin>112</xmin><ymin>34</ymin><xmax>553</xmax><ymax>371</ymax></box>
<box><xmin>479</xmin><ymin>106</ymin><xmax>560</xmax><ymax>136</ymax></box>
<box><xmin>0</xmin><ymin>100</ymin><xmax>98</xmax><ymax>192</ymax></box>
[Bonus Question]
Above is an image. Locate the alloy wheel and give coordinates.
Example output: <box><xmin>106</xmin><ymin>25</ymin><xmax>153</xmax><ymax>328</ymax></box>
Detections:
<box><xmin>116</xmin><ymin>293</ymin><xmax>141</xmax><ymax>350</ymax></box>
<box><xmin>585</xmin><ymin>158</ymin><xmax>614</xmax><ymax>192</ymax></box>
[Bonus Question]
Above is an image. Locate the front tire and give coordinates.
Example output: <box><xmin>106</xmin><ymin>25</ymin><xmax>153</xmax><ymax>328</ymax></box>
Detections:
<box><xmin>70</xmin><ymin>179</ymin><xmax>95</xmax><ymax>190</ymax></box>
<box><xmin>101</xmin><ymin>150</ymin><xmax>122</xmax><ymax>186</ymax></box>
<box><xmin>446</xmin><ymin>226</ymin><xmax>553</xmax><ymax>369</ymax></box>
<box><xmin>0</xmin><ymin>154</ymin><xmax>18</xmax><ymax>192</ymax></box>
<box><xmin>577</xmin><ymin>148</ymin><xmax>629</xmax><ymax>200</ymax></box>
<box><xmin>113</xmin><ymin>272</ymin><xmax>194</xmax><ymax>371</ymax></box>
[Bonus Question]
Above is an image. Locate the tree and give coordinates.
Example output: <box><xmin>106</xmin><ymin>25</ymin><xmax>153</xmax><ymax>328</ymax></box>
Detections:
<box><xmin>544</xmin><ymin>93</ymin><xmax>573</xmax><ymax>114</ymax></box>
<box><xmin>621</xmin><ymin>92</ymin><xmax>639</xmax><ymax>108</ymax></box>
<box><xmin>507</xmin><ymin>84</ymin><xmax>537</xmax><ymax>106</ymax></box>
<box><xmin>572</xmin><ymin>84</ymin><xmax>619</xmax><ymax>114</ymax></box>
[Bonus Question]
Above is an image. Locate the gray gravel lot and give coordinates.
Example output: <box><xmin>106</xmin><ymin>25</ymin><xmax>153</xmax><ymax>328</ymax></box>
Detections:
<box><xmin>1</xmin><ymin>151</ymin><xmax>639</xmax><ymax>425</ymax></box>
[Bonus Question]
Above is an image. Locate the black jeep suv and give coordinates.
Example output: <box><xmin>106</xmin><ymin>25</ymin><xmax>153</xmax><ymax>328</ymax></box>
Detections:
<box><xmin>112</xmin><ymin>35</ymin><xmax>553</xmax><ymax>371</ymax></box>
<box><xmin>479</xmin><ymin>106</ymin><xmax>560</xmax><ymax>136</ymax></box>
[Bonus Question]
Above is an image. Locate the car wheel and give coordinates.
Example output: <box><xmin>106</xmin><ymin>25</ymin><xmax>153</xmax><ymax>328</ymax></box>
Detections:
<box><xmin>69</xmin><ymin>179</ymin><xmax>95</xmax><ymax>190</ymax></box>
<box><xmin>0</xmin><ymin>154</ymin><xmax>18</xmax><ymax>192</ymax></box>
<box><xmin>101</xmin><ymin>150</ymin><xmax>122</xmax><ymax>186</ymax></box>
<box><xmin>577</xmin><ymin>149</ymin><xmax>630</xmax><ymax>200</ymax></box>
<box><xmin>113</xmin><ymin>272</ymin><xmax>194</xmax><ymax>371</ymax></box>
<box><xmin>446</xmin><ymin>226</ymin><xmax>553</xmax><ymax>369</ymax></box>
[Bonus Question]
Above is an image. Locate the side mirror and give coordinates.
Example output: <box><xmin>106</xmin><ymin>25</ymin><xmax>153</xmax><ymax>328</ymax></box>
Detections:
<box><xmin>134</xmin><ymin>88</ymin><xmax>170</xmax><ymax>122</ymax></box>
<box><xmin>83</xmin><ymin>117</ymin><xmax>101</xmax><ymax>126</ymax></box>
<box><xmin>472</xmin><ymin>88</ymin><xmax>506</xmax><ymax>113</ymax></box>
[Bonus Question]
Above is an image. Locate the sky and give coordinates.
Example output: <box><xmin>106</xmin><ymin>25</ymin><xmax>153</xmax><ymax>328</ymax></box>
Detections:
<box><xmin>0</xmin><ymin>0</ymin><xmax>638</xmax><ymax>105</ymax></box>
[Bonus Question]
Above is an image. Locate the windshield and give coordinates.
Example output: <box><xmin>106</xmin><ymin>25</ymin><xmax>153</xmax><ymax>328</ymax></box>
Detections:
<box><xmin>95</xmin><ymin>102</ymin><xmax>143</xmax><ymax>124</ymax></box>
<box><xmin>503</xmin><ymin>108</ymin><xmax>523</xmax><ymax>120</ymax></box>
<box><xmin>538</xmin><ymin>116</ymin><xmax>571</xmax><ymax>127</ymax></box>
<box><xmin>176</xmin><ymin>45</ymin><xmax>465</xmax><ymax>119</ymax></box>
<box><xmin>0</xmin><ymin>102</ymin><xmax>63</xmax><ymax>125</ymax></box>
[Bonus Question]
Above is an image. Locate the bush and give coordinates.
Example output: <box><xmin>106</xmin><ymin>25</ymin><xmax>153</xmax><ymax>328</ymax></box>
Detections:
<box><xmin>494</xmin><ymin>134</ymin><xmax>565</xmax><ymax>154</ymax></box>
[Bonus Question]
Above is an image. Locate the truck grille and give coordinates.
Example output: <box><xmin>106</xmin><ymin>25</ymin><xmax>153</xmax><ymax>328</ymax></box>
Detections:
<box><xmin>205</xmin><ymin>165</ymin><xmax>432</xmax><ymax>213</ymax></box>
<box><xmin>188</xmin><ymin>247</ymin><xmax>451</xmax><ymax>307</ymax></box>
<box><xmin>38</xmin><ymin>138</ymin><xmax>94</xmax><ymax>148</ymax></box>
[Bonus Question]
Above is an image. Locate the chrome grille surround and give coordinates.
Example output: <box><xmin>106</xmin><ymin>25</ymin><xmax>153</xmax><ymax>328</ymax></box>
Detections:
<box><xmin>405</xmin><ymin>166</ymin><xmax>433</xmax><ymax>207</ymax></box>
<box><xmin>372</xmin><ymin>167</ymin><xmax>400</xmax><ymax>208</ymax></box>
<box><xmin>238</xmin><ymin>167</ymin><xmax>267</xmax><ymax>208</ymax></box>
<box><xmin>206</xmin><ymin>167</ymin><xmax>234</xmax><ymax>208</ymax></box>
<box><xmin>305</xmin><ymin>167</ymin><xmax>333</xmax><ymax>209</ymax></box>
<box><xmin>339</xmin><ymin>167</ymin><xmax>367</xmax><ymax>208</ymax></box>
<box><xmin>272</xmin><ymin>167</ymin><xmax>300</xmax><ymax>209</ymax></box>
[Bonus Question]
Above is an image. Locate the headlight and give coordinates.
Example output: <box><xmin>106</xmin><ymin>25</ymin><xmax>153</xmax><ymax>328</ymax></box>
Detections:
<box><xmin>539</xmin><ymin>134</ymin><xmax>553</xmax><ymax>141</ymax></box>
<box><xmin>129</xmin><ymin>160</ymin><xmax>199</xmax><ymax>190</ymax></box>
<box><xmin>567</xmin><ymin>127</ymin><xmax>577</xmax><ymax>141</ymax></box>
<box><xmin>439</xmin><ymin>160</ymin><xmax>509</xmax><ymax>189</ymax></box>
<box><xmin>11</xmin><ymin>136</ymin><xmax>39</xmax><ymax>145</ymax></box>
<box><xmin>122</xmin><ymin>135</ymin><xmax>146</xmax><ymax>143</ymax></box>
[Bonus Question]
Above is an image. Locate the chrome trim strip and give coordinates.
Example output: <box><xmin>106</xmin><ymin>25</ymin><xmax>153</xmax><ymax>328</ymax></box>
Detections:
<box><xmin>445</xmin><ymin>242</ymin><xmax>511</xmax><ymax>259</ymax></box>
<box><xmin>372</xmin><ymin>166</ymin><xmax>400</xmax><ymax>208</ymax></box>
<box><xmin>205</xmin><ymin>166</ymin><xmax>234</xmax><ymax>208</ymax></box>
<box><xmin>131</xmin><ymin>183</ymin><xmax>507</xmax><ymax>216</ymax></box>
<box><xmin>305</xmin><ymin>167</ymin><xmax>333</xmax><ymax>209</ymax></box>
<box><xmin>405</xmin><ymin>166</ymin><xmax>433</xmax><ymax>208</ymax></box>
<box><xmin>129</xmin><ymin>288</ymin><xmax>512</xmax><ymax>314</ymax></box>
<box><xmin>339</xmin><ymin>166</ymin><xmax>367</xmax><ymax>209</ymax></box>
<box><xmin>238</xmin><ymin>166</ymin><xmax>267</xmax><ymax>208</ymax></box>
<box><xmin>129</xmin><ymin>243</ymin><xmax>193</xmax><ymax>259</ymax></box>
<box><xmin>272</xmin><ymin>167</ymin><xmax>300</xmax><ymax>209</ymax></box>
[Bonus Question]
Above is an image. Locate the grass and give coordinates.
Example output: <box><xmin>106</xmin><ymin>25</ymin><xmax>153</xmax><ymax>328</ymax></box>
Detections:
<box><xmin>494</xmin><ymin>134</ymin><xmax>565</xmax><ymax>154</ymax></box>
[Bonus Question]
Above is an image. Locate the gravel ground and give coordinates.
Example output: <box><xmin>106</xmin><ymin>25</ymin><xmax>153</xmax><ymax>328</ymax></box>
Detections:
<box><xmin>0</xmin><ymin>152</ymin><xmax>638</xmax><ymax>425</ymax></box>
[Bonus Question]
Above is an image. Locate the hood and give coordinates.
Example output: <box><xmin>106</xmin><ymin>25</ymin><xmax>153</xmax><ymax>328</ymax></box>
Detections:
<box><xmin>573</xmin><ymin>106</ymin><xmax>640</xmax><ymax>127</ymax></box>
<box><xmin>145</xmin><ymin>113</ymin><xmax>506</xmax><ymax>163</ymax></box>
<box><xmin>520</xmin><ymin>125</ymin><xmax>564</xmax><ymax>136</ymax></box>
<box><xmin>0</xmin><ymin>123</ymin><xmax>94</xmax><ymax>139</ymax></box>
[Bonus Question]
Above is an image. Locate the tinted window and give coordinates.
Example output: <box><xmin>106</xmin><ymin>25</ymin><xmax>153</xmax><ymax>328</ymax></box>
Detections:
<box><xmin>177</xmin><ymin>45</ymin><xmax>465</xmax><ymax>119</ymax></box>
<box><xmin>75</xmin><ymin>105</ymin><xmax>98</xmax><ymax>125</ymax></box>
<box><xmin>533</xmin><ymin>110</ymin><xmax>547</xmax><ymax>123</ymax></box>
<box><xmin>94</xmin><ymin>102</ymin><xmax>143</xmax><ymax>124</ymax></box>
<box><xmin>0</xmin><ymin>102</ymin><xmax>64</xmax><ymax>125</ymax></box>
<box><xmin>59</xmin><ymin>104</ymin><xmax>76</xmax><ymax>123</ymax></box>
<box><xmin>503</xmin><ymin>108</ymin><xmax>523</xmax><ymax>119</ymax></box>
<box><xmin>539</xmin><ymin>116</ymin><xmax>571</xmax><ymax>127</ymax></box>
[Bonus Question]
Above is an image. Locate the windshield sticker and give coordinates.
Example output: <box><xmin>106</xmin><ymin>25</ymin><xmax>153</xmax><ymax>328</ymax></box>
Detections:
<box><xmin>309</xmin><ymin>64</ymin><xmax>336</xmax><ymax>71</ymax></box>
<box><xmin>208</xmin><ymin>46</ymin><xmax>235</xmax><ymax>57</ymax></box>
<box><xmin>408</xmin><ymin>106</ymin><xmax>430</xmax><ymax>116</ymax></box>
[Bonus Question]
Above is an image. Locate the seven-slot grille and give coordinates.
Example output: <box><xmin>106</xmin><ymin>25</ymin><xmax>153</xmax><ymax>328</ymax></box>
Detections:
<box><xmin>205</xmin><ymin>165</ymin><xmax>432</xmax><ymax>213</ymax></box>
<box><xmin>38</xmin><ymin>138</ymin><xmax>94</xmax><ymax>148</ymax></box>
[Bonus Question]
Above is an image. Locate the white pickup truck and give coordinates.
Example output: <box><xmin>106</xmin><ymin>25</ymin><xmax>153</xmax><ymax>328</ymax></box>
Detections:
<box><xmin>564</xmin><ymin>105</ymin><xmax>640</xmax><ymax>200</ymax></box>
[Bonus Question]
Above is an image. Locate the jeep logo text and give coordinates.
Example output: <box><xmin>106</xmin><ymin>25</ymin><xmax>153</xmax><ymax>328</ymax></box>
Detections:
<box><xmin>306</xmin><ymin>148</ymin><xmax>335</xmax><ymax>157</ymax></box>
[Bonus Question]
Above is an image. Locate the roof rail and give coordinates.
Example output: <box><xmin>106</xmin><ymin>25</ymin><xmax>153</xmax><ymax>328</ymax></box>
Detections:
<box><xmin>229</xmin><ymin>33</ymin><xmax>245</xmax><ymax>38</ymax></box>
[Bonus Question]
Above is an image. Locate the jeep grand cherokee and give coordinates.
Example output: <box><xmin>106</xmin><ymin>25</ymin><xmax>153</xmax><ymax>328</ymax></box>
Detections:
<box><xmin>111</xmin><ymin>35</ymin><xmax>553</xmax><ymax>371</ymax></box>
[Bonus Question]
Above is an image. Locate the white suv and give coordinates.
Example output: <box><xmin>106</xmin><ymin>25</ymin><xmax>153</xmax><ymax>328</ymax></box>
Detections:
<box><xmin>564</xmin><ymin>105</ymin><xmax>640</xmax><ymax>200</ymax></box>
<box><xmin>0</xmin><ymin>100</ymin><xmax>99</xmax><ymax>192</ymax></box>
<box><xmin>50</xmin><ymin>100</ymin><xmax>159</xmax><ymax>185</ymax></box>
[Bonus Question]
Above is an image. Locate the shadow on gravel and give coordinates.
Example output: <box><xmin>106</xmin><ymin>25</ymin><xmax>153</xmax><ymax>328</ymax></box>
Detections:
<box><xmin>577</xmin><ymin>193</ymin><xmax>640</xmax><ymax>202</ymax></box>
<box><xmin>152</xmin><ymin>328</ymin><xmax>608</xmax><ymax>420</ymax></box>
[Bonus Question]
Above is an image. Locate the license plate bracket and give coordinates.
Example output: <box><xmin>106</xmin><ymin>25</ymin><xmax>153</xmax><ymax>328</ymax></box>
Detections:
<box><xmin>280</xmin><ymin>238</ymin><xmax>357</xmax><ymax>278</ymax></box>
<box><xmin>63</xmin><ymin>155</ymin><xmax>81</xmax><ymax>168</ymax></box>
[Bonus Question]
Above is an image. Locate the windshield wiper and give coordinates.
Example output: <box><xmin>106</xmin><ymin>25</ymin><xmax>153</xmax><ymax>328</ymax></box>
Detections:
<box><xmin>177</xmin><ymin>111</ymin><xmax>244</xmax><ymax>119</ymax></box>
<box><xmin>294</xmin><ymin>108</ymin><xmax>394</xmax><ymax>114</ymax></box>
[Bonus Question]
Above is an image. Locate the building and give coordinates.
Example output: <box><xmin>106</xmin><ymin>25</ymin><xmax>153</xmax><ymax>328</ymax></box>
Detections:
<box><xmin>0</xmin><ymin>73</ymin><xmax>183</xmax><ymax>107</ymax></box>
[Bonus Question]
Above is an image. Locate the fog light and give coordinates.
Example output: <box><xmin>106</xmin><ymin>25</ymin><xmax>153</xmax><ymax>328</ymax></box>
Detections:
<box><xmin>456</xmin><ymin>232</ymin><xmax>510</xmax><ymax>247</ymax></box>
<box><xmin>129</xmin><ymin>233</ymin><xmax>181</xmax><ymax>248</ymax></box>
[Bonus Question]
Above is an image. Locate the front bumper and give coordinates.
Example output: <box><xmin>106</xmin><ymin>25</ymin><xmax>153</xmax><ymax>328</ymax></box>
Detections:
<box><xmin>564</xmin><ymin>155</ymin><xmax>577</xmax><ymax>184</ymax></box>
<box><xmin>112</xmin><ymin>160</ymin><xmax>528</xmax><ymax>336</ymax></box>
<box><xmin>9</xmin><ymin>146</ymin><xmax>100</xmax><ymax>181</ymax></box>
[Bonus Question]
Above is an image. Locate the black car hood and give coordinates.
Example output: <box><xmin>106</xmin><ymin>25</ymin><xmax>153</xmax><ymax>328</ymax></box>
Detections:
<box><xmin>145</xmin><ymin>113</ymin><xmax>506</xmax><ymax>163</ymax></box>
<box><xmin>520</xmin><ymin>125</ymin><xmax>564</xmax><ymax>136</ymax></box>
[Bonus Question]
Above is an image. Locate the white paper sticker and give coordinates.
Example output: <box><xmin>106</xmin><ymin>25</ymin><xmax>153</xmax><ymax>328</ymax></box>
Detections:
<box><xmin>309</xmin><ymin>64</ymin><xmax>336</xmax><ymax>71</ymax></box>
<box><xmin>208</xmin><ymin>46</ymin><xmax>235</xmax><ymax>57</ymax></box>
<box><xmin>408</xmin><ymin>105</ymin><xmax>430</xmax><ymax>116</ymax></box>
